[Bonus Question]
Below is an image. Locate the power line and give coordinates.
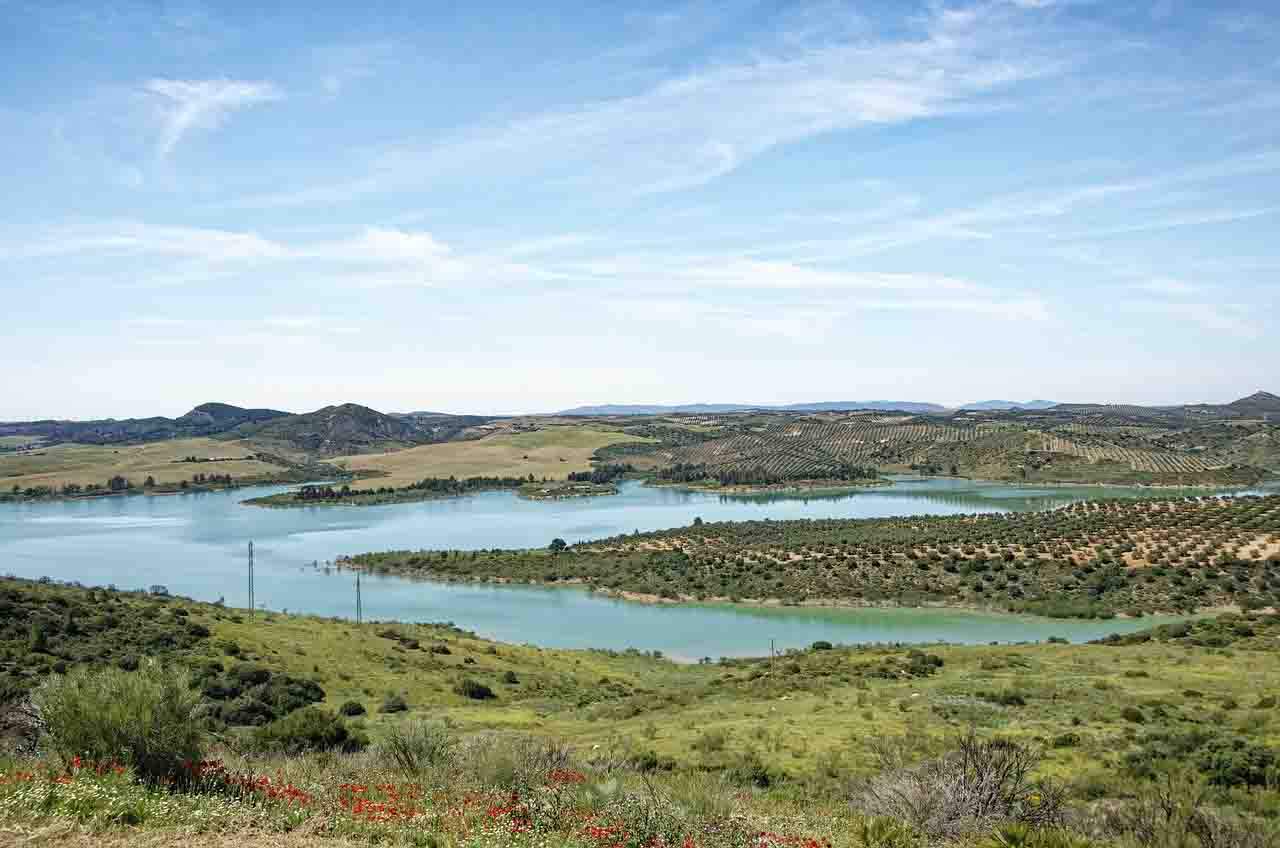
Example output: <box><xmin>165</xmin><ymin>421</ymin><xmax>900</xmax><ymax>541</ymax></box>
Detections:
<box><xmin>247</xmin><ymin>540</ymin><xmax>254</xmax><ymax>619</ymax></box>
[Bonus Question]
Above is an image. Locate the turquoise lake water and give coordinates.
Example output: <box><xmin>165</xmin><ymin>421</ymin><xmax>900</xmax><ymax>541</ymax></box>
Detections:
<box><xmin>1</xmin><ymin>477</ymin><xmax>1244</xmax><ymax>658</ymax></box>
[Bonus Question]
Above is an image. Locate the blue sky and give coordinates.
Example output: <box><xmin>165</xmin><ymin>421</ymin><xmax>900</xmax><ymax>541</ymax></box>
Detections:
<box><xmin>2</xmin><ymin>0</ymin><xmax>1278</xmax><ymax>418</ymax></box>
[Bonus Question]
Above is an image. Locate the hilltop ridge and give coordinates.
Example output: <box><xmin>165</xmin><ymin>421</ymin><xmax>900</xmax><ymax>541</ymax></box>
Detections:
<box><xmin>233</xmin><ymin>403</ymin><xmax>432</xmax><ymax>456</ymax></box>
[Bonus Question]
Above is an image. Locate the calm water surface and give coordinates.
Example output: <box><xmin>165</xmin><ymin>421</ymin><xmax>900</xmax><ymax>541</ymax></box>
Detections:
<box><xmin>2</xmin><ymin>477</ymin><xmax>1252</xmax><ymax>658</ymax></box>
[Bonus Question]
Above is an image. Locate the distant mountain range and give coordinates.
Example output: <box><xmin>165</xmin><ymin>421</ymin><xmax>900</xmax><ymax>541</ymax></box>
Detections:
<box><xmin>557</xmin><ymin>400</ymin><xmax>1061</xmax><ymax>415</ymax></box>
<box><xmin>959</xmin><ymin>400</ymin><xmax>1060</xmax><ymax>411</ymax></box>
<box><xmin>3</xmin><ymin>392</ymin><xmax>1275</xmax><ymax>453</ymax></box>
<box><xmin>0</xmin><ymin>402</ymin><xmax>290</xmax><ymax>445</ymax></box>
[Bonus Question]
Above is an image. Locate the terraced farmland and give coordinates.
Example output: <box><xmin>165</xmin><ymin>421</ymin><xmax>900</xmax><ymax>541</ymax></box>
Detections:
<box><xmin>1037</xmin><ymin>433</ymin><xmax>1218</xmax><ymax>473</ymax></box>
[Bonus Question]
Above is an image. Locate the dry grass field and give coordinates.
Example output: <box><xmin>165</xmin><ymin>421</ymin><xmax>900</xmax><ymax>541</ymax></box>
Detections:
<box><xmin>0</xmin><ymin>438</ymin><xmax>288</xmax><ymax>491</ymax></box>
<box><xmin>333</xmin><ymin>425</ymin><xmax>652</xmax><ymax>488</ymax></box>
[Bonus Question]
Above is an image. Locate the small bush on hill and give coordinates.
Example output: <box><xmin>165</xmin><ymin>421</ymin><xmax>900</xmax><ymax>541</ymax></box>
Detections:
<box><xmin>380</xmin><ymin>721</ymin><xmax>456</xmax><ymax>774</ymax></box>
<box><xmin>454</xmin><ymin>678</ymin><xmax>495</xmax><ymax>700</ymax></box>
<box><xmin>978</xmin><ymin>690</ymin><xmax>1028</xmax><ymax>707</ymax></box>
<box><xmin>855</xmin><ymin>732</ymin><xmax>1064</xmax><ymax>841</ymax></box>
<box><xmin>32</xmin><ymin>660</ymin><xmax>203</xmax><ymax>783</ymax></box>
<box><xmin>1126</xmin><ymin>729</ymin><xmax>1279</xmax><ymax>788</ymax></box>
<box><xmin>251</xmin><ymin>706</ymin><xmax>367</xmax><ymax>754</ymax></box>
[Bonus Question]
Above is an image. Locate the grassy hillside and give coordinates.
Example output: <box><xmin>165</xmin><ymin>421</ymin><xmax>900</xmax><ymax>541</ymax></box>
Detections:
<box><xmin>333</xmin><ymin>426</ymin><xmax>654</xmax><ymax>489</ymax></box>
<box><xmin>352</xmin><ymin>494</ymin><xmax>1280</xmax><ymax>617</ymax></box>
<box><xmin>2</xmin><ymin>575</ymin><xmax>1280</xmax><ymax>846</ymax></box>
<box><xmin>0</xmin><ymin>438</ymin><xmax>291</xmax><ymax>493</ymax></box>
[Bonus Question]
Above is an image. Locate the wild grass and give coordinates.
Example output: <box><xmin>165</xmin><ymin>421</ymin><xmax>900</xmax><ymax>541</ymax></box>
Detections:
<box><xmin>4</xmin><ymin>577</ymin><xmax>1280</xmax><ymax>846</ymax></box>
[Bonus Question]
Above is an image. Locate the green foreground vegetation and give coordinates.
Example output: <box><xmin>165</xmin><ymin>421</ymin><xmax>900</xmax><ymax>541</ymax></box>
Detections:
<box><xmin>352</xmin><ymin>495</ymin><xmax>1280</xmax><ymax>618</ymax></box>
<box><xmin>2</xmin><ymin>573</ymin><xmax>1280</xmax><ymax>847</ymax></box>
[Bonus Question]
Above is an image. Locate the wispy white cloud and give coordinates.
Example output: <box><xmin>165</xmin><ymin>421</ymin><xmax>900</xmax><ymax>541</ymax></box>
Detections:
<box><xmin>748</xmin><ymin>149</ymin><xmax>1280</xmax><ymax>262</ymax></box>
<box><xmin>145</xmin><ymin>78</ymin><xmax>281</xmax><ymax>157</ymax></box>
<box><xmin>1055</xmin><ymin>206</ymin><xmax>1280</xmax><ymax>239</ymax></box>
<box><xmin>1</xmin><ymin>221</ymin><xmax>288</xmax><ymax>262</ymax></box>
<box><xmin>611</xmin><ymin>289</ymin><xmax>1048</xmax><ymax>343</ymax></box>
<box><xmin>4</xmin><ymin>221</ymin><xmax>552</xmax><ymax>289</ymax></box>
<box><xmin>230</xmin><ymin>0</ymin><xmax>1068</xmax><ymax>207</ymax></box>
<box><xmin>6</xmin><ymin>219</ymin><xmax>1047</xmax><ymax>326</ymax></box>
<box><xmin>563</xmin><ymin>256</ymin><xmax>981</xmax><ymax>292</ymax></box>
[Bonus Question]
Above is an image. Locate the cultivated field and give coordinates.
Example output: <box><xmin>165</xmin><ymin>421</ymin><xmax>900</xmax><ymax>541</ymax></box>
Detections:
<box><xmin>643</xmin><ymin>414</ymin><xmax>1269</xmax><ymax>484</ymax></box>
<box><xmin>661</xmin><ymin>418</ymin><xmax>985</xmax><ymax>478</ymax></box>
<box><xmin>1038</xmin><ymin>433</ymin><xmax>1218</xmax><ymax>473</ymax></box>
<box><xmin>333</xmin><ymin>425</ymin><xmax>653</xmax><ymax>488</ymax></box>
<box><xmin>0</xmin><ymin>438</ymin><xmax>288</xmax><ymax>491</ymax></box>
<box><xmin>360</xmin><ymin>495</ymin><xmax>1280</xmax><ymax>616</ymax></box>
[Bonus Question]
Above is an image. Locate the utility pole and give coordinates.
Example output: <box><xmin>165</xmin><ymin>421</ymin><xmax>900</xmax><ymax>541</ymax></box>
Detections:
<box><xmin>770</xmin><ymin>638</ymin><xmax>775</xmax><ymax>676</ymax></box>
<box><xmin>355</xmin><ymin>569</ymin><xmax>362</xmax><ymax>625</ymax></box>
<box><xmin>247</xmin><ymin>541</ymin><xmax>254</xmax><ymax>619</ymax></box>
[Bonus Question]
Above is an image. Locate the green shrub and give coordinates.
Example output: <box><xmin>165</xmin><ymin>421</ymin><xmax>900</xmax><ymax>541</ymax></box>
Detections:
<box><xmin>858</xmin><ymin>816</ymin><xmax>921</xmax><ymax>848</ymax></box>
<box><xmin>258</xmin><ymin>674</ymin><xmax>325</xmax><ymax>714</ymax></box>
<box><xmin>454</xmin><ymin>678</ymin><xmax>495</xmax><ymax>700</ymax></box>
<box><xmin>380</xmin><ymin>721</ymin><xmax>456</xmax><ymax>774</ymax></box>
<box><xmin>632</xmin><ymin>749</ymin><xmax>677</xmax><ymax>773</ymax></box>
<box><xmin>1125</xmin><ymin>729</ymin><xmax>1279</xmax><ymax>788</ymax></box>
<box><xmin>380</xmin><ymin>692</ymin><xmax>409</xmax><ymax>713</ymax></box>
<box><xmin>980</xmin><ymin>824</ymin><xmax>1094</xmax><ymax>848</ymax></box>
<box><xmin>32</xmin><ymin>660</ymin><xmax>204</xmax><ymax>783</ymax></box>
<box><xmin>339</xmin><ymin>699</ymin><xmax>366</xmax><ymax>717</ymax></box>
<box><xmin>1120</xmin><ymin>706</ymin><xmax>1145</xmax><ymax>724</ymax></box>
<box><xmin>979</xmin><ymin>689</ymin><xmax>1028</xmax><ymax>707</ymax></box>
<box><xmin>220</xmin><ymin>696</ymin><xmax>276</xmax><ymax>726</ymax></box>
<box><xmin>725</xmin><ymin>748</ymin><xmax>780</xmax><ymax>788</ymax></box>
<box><xmin>692</xmin><ymin>728</ymin><xmax>728</xmax><ymax>754</ymax></box>
<box><xmin>251</xmin><ymin>706</ymin><xmax>367</xmax><ymax>754</ymax></box>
